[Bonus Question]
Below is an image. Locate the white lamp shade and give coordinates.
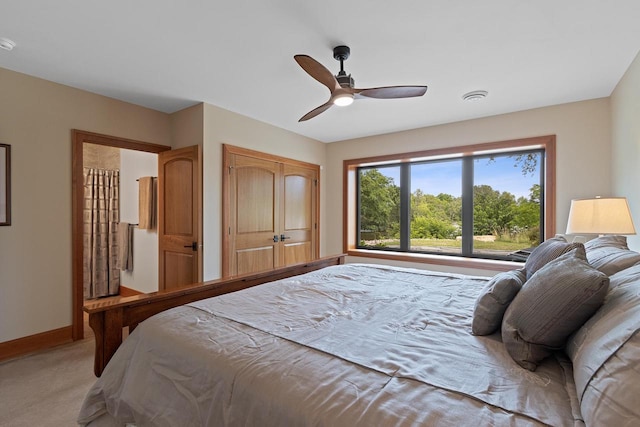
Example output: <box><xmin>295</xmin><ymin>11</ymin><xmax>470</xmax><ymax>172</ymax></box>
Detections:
<box><xmin>566</xmin><ymin>197</ymin><xmax>636</xmax><ymax>235</ymax></box>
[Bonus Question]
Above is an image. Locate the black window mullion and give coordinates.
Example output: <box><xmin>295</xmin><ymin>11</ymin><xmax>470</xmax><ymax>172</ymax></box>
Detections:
<box><xmin>538</xmin><ymin>152</ymin><xmax>545</xmax><ymax>245</ymax></box>
<box><xmin>399</xmin><ymin>163</ymin><xmax>411</xmax><ymax>251</ymax></box>
<box><xmin>461</xmin><ymin>157</ymin><xmax>474</xmax><ymax>256</ymax></box>
<box><xmin>356</xmin><ymin>170</ymin><xmax>362</xmax><ymax>247</ymax></box>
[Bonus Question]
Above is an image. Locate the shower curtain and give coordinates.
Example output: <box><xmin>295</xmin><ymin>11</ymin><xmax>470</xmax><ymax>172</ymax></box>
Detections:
<box><xmin>83</xmin><ymin>168</ymin><xmax>120</xmax><ymax>299</ymax></box>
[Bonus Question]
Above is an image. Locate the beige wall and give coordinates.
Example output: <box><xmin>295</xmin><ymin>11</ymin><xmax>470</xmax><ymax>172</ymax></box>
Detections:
<box><xmin>611</xmin><ymin>50</ymin><xmax>640</xmax><ymax>251</ymax></box>
<box><xmin>201</xmin><ymin>103</ymin><xmax>327</xmax><ymax>280</ymax></box>
<box><xmin>0</xmin><ymin>67</ymin><xmax>325</xmax><ymax>344</ymax></box>
<box><xmin>326</xmin><ymin>98</ymin><xmax>612</xmax><ymax>275</ymax></box>
<box><xmin>171</xmin><ymin>103</ymin><xmax>204</xmax><ymax>148</ymax></box>
<box><xmin>0</xmin><ymin>67</ymin><xmax>171</xmax><ymax>343</ymax></box>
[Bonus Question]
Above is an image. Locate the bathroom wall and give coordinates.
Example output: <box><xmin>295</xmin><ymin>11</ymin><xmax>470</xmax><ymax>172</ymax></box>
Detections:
<box><xmin>119</xmin><ymin>149</ymin><xmax>158</xmax><ymax>294</ymax></box>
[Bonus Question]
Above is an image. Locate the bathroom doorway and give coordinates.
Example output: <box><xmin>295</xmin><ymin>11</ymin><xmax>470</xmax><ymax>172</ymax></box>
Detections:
<box><xmin>71</xmin><ymin>130</ymin><xmax>171</xmax><ymax>340</ymax></box>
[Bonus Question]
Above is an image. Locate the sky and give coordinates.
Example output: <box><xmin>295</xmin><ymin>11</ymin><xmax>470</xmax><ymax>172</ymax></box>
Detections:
<box><xmin>377</xmin><ymin>154</ymin><xmax>541</xmax><ymax>200</ymax></box>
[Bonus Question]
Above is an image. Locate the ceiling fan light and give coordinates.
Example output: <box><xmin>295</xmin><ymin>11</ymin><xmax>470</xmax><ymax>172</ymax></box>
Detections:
<box><xmin>333</xmin><ymin>93</ymin><xmax>354</xmax><ymax>107</ymax></box>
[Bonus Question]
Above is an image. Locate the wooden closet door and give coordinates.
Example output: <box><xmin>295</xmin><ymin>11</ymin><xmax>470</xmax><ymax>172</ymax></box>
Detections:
<box><xmin>228</xmin><ymin>153</ymin><xmax>281</xmax><ymax>276</ymax></box>
<box><xmin>223</xmin><ymin>145</ymin><xmax>320</xmax><ymax>277</ymax></box>
<box><xmin>281</xmin><ymin>163</ymin><xmax>317</xmax><ymax>265</ymax></box>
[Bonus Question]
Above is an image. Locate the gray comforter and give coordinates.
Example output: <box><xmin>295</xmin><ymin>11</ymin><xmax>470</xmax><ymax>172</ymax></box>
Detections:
<box><xmin>78</xmin><ymin>264</ymin><xmax>583</xmax><ymax>426</ymax></box>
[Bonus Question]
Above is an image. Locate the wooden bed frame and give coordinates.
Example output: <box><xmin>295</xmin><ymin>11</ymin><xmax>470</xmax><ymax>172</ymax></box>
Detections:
<box><xmin>84</xmin><ymin>254</ymin><xmax>346</xmax><ymax>376</ymax></box>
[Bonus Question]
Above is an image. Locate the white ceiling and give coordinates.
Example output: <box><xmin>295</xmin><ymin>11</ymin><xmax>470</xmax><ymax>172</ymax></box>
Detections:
<box><xmin>1</xmin><ymin>1</ymin><xmax>639</xmax><ymax>143</ymax></box>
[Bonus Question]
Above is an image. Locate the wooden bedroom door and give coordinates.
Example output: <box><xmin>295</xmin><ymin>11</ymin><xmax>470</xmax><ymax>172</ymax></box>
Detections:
<box><xmin>158</xmin><ymin>145</ymin><xmax>202</xmax><ymax>290</ymax></box>
<box><xmin>223</xmin><ymin>145</ymin><xmax>319</xmax><ymax>277</ymax></box>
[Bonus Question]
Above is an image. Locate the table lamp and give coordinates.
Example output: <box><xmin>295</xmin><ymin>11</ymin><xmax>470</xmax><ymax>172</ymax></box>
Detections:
<box><xmin>566</xmin><ymin>197</ymin><xmax>636</xmax><ymax>237</ymax></box>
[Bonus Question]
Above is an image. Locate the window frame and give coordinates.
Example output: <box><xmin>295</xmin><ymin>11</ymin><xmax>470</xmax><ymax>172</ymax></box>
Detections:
<box><xmin>343</xmin><ymin>135</ymin><xmax>556</xmax><ymax>272</ymax></box>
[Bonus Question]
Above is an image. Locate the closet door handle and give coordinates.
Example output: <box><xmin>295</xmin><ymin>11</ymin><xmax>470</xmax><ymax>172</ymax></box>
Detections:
<box><xmin>273</xmin><ymin>235</ymin><xmax>280</xmax><ymax>242</ymax></box>
<box><xmin>280</xmin><ymin>234</ymin><xmax>290</xmax><ymax>241</ymax></box>
<box><xmin>184</xmin><ymin>242</ymin><xmax>198</xmax><ymax>251</ymax></box>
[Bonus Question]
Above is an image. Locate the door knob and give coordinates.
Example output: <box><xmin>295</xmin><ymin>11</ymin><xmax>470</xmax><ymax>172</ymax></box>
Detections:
<box><xmin>280</xmin><ymin>234</ymin><xmax>290</xmax><ymax>241</ymax></box>
<box><xmin>183</xmin><ymin>242</ymin><xmax>198</xmax><ymax>251</ymax></box>
<box><xmin>273</xmin><ymin>235</ymin><xmax>280</xmax><ymax>242</ymax></box>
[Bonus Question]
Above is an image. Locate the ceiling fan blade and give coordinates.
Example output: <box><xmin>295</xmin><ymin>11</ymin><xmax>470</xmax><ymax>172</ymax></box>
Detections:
<box><xmin>294</xmin><ymin>55</ymin><xmax>340</xmax><ymax>93</ymax></box>
<box><xmin>355</xmin><ymin>86</ymin><xmax>428</xmax><ymax>99</ymax></box>
<box><xmin>299</xmin><ymin>100</ymin><xmax>334</xmax><ymax>122</ymax></box>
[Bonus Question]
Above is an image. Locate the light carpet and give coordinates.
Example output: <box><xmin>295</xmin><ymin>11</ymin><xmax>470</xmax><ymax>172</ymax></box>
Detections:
<box><xmin>0</xmin><ymin>339</ymin><xmax>96</xmax><ymax>426</ymax></box>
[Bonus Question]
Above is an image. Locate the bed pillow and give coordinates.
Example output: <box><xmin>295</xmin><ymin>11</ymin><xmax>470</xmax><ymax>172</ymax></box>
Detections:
<box><xmin>502</xmin><ymin>247</ymin><xmax>609</xmax><ymax>371</ymax></box>
<box><xmin>471</xmin><ymin>269</ymin><xmax>526</xmax><ymax>336</ymax></box>
<box><xmin>565</xmin><ymin>263</ymin><xmax>640</xmax><ymax>425</ymax></box>
<box><xmin>583</xmin><ymin>235</ymin><xmax>640</xmax><ymax>276</ymax></box>
<box><xmin>584</xmin><ymin>234</ymin><xmax>629</xmax><ymax>251</ymax></box>
<box><xmin>524</xmin><ymin>236</ymin><xmax>584</xmax><ymax>280</ymax></box>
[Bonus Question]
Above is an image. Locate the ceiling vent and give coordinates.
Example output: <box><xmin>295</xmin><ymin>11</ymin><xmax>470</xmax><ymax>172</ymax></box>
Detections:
<box><xmin>0</xmin><ymin>38</ymin><xmax>16</xmax><ymax>51</ymax></box>
<box><xmin>462</xmin><ymin>90</ymin><xmax>488</xmax><ymax>101</ymax></box>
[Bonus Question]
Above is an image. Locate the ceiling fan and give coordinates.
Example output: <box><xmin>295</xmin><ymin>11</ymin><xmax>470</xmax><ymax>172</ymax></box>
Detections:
<box><xmin>294</xmin><ymin>45</ymin><xmax>427</xmax><ymax>122</ymax></box>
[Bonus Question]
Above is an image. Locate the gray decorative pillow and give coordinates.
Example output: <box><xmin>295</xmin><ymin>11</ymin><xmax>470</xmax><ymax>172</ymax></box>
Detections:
<box><xmin>502</xmin><ymin>248</ymin><xmax>609</xmax><ymax>371</ymax></box>
<box><xmin>524</xmin><ymin>236</ymin><xmax>584</xmax><ymax>279</ymax></box>
<box><xmin>584</xmin><ymin>235</ymin><xmax>640</xmax><ymax>276</ymax></box>
<box><xmin>471</xmin><ymin>269</ymin><xmax>526</xmax><ymax>336</ymax></box>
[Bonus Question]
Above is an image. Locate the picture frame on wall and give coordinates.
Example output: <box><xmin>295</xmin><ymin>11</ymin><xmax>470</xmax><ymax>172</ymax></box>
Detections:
<box><xmin>0</xmin><ymin>143</ymin><xmax>11</xmax><ymax>226</ymax></box>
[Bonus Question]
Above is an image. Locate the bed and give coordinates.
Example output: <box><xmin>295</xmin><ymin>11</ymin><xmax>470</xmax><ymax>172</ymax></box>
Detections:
<box><xmin>78</xmin><ymin>237</ymin><xmax>640</xmax><ymax>426</ymax></box>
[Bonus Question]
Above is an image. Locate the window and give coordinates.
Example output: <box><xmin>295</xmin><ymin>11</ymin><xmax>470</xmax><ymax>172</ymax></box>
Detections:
<box><xmin>345</xmin><ymin>136</ymin><xmax>556</xmax><ymax>267</ymax></box>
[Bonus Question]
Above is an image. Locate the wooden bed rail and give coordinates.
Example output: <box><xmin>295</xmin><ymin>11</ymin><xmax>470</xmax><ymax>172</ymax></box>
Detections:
<box><xmin>84</xmin><ymin>255</ymin><xmax>345</xmax><ymax>377</ymax></box>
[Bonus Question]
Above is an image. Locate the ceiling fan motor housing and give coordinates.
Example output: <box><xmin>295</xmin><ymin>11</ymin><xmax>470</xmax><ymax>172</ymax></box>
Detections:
<box><xmin>336</xmin><ymin>73</ymin><xmax>354</xmax><ymax>88</ymax></box>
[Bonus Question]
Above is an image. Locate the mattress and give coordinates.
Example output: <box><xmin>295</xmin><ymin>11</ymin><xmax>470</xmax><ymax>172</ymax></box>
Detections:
<box><xmin>78</xmin><ymin>264</ymin><xmax>583</xmax><ymax>426</ymax></box>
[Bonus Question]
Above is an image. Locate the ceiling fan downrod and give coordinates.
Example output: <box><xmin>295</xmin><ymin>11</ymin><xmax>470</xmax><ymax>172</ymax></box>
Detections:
<box><xmin>333</xmin><ymin>45</ymin><xmax>354</xmax><ymax>88</ymax></box>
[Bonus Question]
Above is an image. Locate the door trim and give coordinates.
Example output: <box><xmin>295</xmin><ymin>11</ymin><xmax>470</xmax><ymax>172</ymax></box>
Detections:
<box><xmin>222</xmin><ymin>144</ymin><xmax>320</xmax><ymax>277</ymax></box>
<box><xmin>71</xmin><ymin>130</ymin><xmax>171</xmax><ymax>340</ymax></box>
